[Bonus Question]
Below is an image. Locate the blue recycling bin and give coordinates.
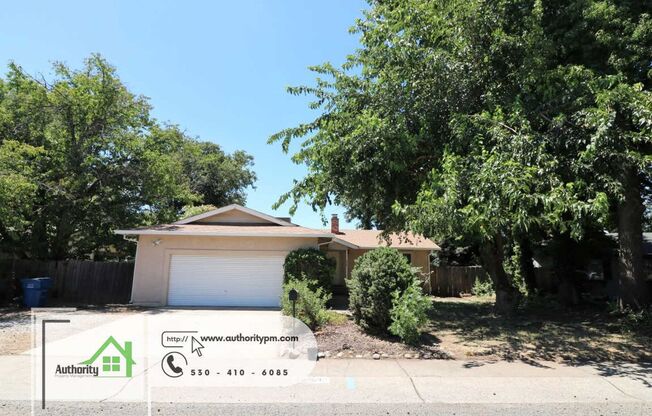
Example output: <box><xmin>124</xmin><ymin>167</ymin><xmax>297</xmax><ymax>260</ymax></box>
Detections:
<box><xmin>20</xmin><ymin>277</ymin><xmax>53</xmax><ymax>308</ymax></box>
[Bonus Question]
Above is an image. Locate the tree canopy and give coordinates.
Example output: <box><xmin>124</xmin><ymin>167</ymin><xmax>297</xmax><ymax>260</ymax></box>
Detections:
<box><xmin>270</xmin><ymin>0</ymin><xmax>652</xmax><ymax>310</ymax></box>
<box><xmin>0</xmin><ymin>55</ymin><xmax>256</xmax><ymax>260</ymax></box>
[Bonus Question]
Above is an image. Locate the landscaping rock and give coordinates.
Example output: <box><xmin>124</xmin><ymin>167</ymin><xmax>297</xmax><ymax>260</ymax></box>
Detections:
<box><xmin>317</xmin><ymin>352</ymin><xmax>326</xmax><ymax>359</ymax></box>
<box><xmin>336</xmin><ymin>352</ymin><xmax>344</xmax><ymax>358</ymax></box>
<box><xmin>372</xmin><ymin>353</ymin><xmax>380</xmax><ymax>360</ymax></box>
<box><xmin>325</xmin><ymin>351</ymin><xmax>331</xmax><ymax>358</ymax></box>
<box><xmin>355</xmin><ymin>354</ymin><xmax>363</xmax><ymax>358</ymax></box>
<box><xmin>422</xmin><ymin>353</ymin><xmax>432</xmax><ymax>360</ymax></box>
<box><xmin>381</xmin><ymin>353</ymin><xmax>389</xmax><ymax>359</ymax></box>
<box><xmin>404</xmin><ymin>353</ymin><xmax>412</xmax><ymax>359</ymax></box>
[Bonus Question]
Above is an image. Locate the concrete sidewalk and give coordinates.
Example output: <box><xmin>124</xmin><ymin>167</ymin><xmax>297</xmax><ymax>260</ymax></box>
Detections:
<box><xmin>2</xmin><ymin>355</ymin><xmax>650</xmax><ymax>404</ymax></box>
<box><xmin>150</xmin><ymin>358</ymin><xmax>652</xmax><ymax>404</ymax></box>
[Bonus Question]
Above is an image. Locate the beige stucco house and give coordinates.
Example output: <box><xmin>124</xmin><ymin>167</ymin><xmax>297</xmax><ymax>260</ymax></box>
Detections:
<box><xmin>116</xmin><ymin>204</ymin><xmax>439</xmax><ymax>307</ymax></box>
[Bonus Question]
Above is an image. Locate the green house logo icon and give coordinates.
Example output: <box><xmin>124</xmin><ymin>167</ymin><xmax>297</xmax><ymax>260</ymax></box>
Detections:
<box><xmin>81</xmin><ymin>336</ymin><xmax>136</xmax><ymax>378</ymax></box>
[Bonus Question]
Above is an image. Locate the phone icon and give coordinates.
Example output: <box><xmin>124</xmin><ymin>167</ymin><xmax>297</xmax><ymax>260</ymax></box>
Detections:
<box><xmin>161</xmin><ymin>352</ymin><xmax>187</xmax><ymax>378</ymax></box>
<box><xmin>167</xmin><ymin>355</ymin><xmax>182</xmax><ymax>374</ymax></box>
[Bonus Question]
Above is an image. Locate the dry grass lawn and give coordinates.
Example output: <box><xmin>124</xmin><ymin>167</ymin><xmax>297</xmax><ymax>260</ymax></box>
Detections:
<box><xmin>316</xmin><ymin>296</ymin><xmax>652</xmax><ymax>363</ymax></box>
<box><xmin>427</xmin><ymin>296</ymin><xmax>651</xmax><ymax>363</ymax></box>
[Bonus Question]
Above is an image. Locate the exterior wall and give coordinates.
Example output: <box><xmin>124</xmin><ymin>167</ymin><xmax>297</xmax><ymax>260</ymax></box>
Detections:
<box><xmin>130</xmin><ymin>235</ymin><xmax>319</xmax><ymax>305</ymax></box>
<box><xmin>408</xmin><ymin>250</ymin><xmax>432</xmax><ymax>280</ymax></box>
<box><xmin>346</xmin><ymin>249</ymin><xmax>367</xmax><ymax>279</ymax></box>
<box><xmin>324</xmin><ymin>246</ymin><xmax>432</xmax><ymax>286</ymax></box>
<box><xmin>322</xmin><ymin>241</ymin><xmax>349</xmax><ymax>285</ymax></box>
<box><xmin>324</xmin><ymin>250</ymin><xmax>346</xmax><ymax>285</ymax></box>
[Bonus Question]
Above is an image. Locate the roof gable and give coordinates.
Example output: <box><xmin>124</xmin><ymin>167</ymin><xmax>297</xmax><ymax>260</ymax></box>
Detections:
<box><xmin>175</xmin><ymin>204</ymin><xmax>295</xmax><ymax>226</ymax></box>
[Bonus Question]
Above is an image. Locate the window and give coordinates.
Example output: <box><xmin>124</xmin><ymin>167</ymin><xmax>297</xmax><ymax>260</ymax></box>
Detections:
<box><xmin>103</xmin><ymin>356</ymin><xmax>120</xmax><ymax>372</ymax></box>
<box><xmin>403</xmin><ymin>253</ymin><xmax>412</xmax><ymax>264</ymax></box>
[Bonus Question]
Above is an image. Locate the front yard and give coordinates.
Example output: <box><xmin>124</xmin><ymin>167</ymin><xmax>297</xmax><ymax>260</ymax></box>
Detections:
<box><xmin>316</xmin><ymin>296</ymin><xmax>652</xmax><ymax>363</ymax></box>
<box><xmin>3</xmin><ymin>297</ymin><xmax>650</xmax><ymax>365</ymax></box>
<box><xmin>0</xmin><ymin>305</ymin><xmax>143</xmax><ymax>355</ymax></box>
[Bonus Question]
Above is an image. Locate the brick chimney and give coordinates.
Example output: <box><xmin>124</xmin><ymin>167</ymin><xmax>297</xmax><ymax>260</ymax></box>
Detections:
<box><xmin>330</xmin><ymin>214</ymin><xmax>340</xmax><ymax>234</ymax></box>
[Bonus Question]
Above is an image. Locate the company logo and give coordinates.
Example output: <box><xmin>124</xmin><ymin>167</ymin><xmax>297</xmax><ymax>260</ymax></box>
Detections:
<box><xmin>54</xmin><ymin>336</ymin><xmax>136</xmax><ymax>378</ymax></box>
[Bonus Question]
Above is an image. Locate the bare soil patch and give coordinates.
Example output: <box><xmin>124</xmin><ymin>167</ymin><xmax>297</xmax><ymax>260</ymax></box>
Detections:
<box><xmin>316</xmin><ymin>296</ymin><xmax>652</xmax><ymax>363</ymax></box>
<box><xmin>316</xmin><ymin>314</ymin><xmax>449</xmax><ymax>359</ymax></box>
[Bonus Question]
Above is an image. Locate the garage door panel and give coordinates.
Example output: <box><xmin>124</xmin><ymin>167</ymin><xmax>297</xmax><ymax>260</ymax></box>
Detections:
<box><xmin>167</xmin><ymin>253</ymin><xmax>285</xmax><ymax>307</ymax></box>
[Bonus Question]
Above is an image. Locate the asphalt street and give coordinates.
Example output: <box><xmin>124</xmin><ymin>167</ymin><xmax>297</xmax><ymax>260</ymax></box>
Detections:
<box><xmin>2</xmin><ymin>401</ymin><xmax>652</xmax><ymax>416</ymax></box>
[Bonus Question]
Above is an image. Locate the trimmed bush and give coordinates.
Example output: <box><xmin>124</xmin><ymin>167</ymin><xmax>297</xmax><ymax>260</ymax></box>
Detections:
<box><xmin>283</xmin><ymin>248</ymin><xmax>335</xmax><ymax>293</ymax></box>
<box><xmin>389</xmin><ymin>282</ymin><xmax>432</xmax><ymax>344</ymax></box>
<box><xmin>348</xmin><ymin>247</ymin><xmax>417</xmax><ymax>333</ymax></box>
<box><xmin>281</xmin><ymin>279</ymin><xmax>331</xmax><ymax>330</ymax></box>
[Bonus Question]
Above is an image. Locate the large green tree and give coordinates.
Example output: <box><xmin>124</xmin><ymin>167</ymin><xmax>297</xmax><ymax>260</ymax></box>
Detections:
<box><xmin>181</xmin><ymin>139</ymin><xmax>256</xmax><ymax>207</ymax></box>
<box><xmin>270</xmin><ymin>0</ymin><xmax>652</xmax><ymax>310</ymax></box>
<box><xmin>0</xmin><ymin>55</ymin><xmax>256</xmax><ymax>260</ymax></box>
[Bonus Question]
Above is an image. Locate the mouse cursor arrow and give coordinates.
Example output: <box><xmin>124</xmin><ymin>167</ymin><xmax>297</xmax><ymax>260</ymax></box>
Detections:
<box><xmin>191</xmin><ymin>336</ymin><xmax>205</xmax><ymax>357</ymax></box>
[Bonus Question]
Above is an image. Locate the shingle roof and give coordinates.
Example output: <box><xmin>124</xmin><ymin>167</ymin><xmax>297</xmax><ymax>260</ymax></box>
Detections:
<box><xmin>115</xmin><ymin>224</ymin><xmax>331</xmax><ymax>238</ymax></box>
<box><xmin>330</xmin><ymin>229</ymin><xmax>439</xmax><ymax>250</ymax></box>
<box><xmin>114</xmin><ymin>204</ymin><xmax>439</xmax><ymax>250</ymax></box>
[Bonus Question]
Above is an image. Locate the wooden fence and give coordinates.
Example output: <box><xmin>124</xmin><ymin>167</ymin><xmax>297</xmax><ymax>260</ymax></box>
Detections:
<box><xmin>429</xmin><ymin>266</ymin><xmax>489</xmax><ymax>297</ymax></box>
<box><xmin>0</xmin><ymin>259</ymin><xmax>134</xmax><ymax>305</ymax></box>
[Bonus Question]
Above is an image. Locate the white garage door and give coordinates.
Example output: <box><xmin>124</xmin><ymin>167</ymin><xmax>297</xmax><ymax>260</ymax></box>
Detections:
<box><xmin>167</xmin><ymin>252</ymin><xmax>286</xmax><ymax>307</ymax></box>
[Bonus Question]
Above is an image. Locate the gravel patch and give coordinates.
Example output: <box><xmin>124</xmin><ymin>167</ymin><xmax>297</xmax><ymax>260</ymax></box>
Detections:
<box><xmin>0</xmin><ymin>305</ymin><xmax>147</xmax><ymax>355</ymax></box>
<box><xmin>0</xmin><ymin>308</ymin><xmax>32</xmax><ymax>355</ymax></box>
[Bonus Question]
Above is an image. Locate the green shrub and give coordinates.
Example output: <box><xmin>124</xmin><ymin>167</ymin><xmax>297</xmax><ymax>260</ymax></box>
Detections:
<box><xmin>471</xmin><ymin>277</ymin><xmax>495</xmax><ymax>297</ymax></box>
<box><xmin>609</xmin><ymin>303</ymin><xmax>652</xmax><ymax>335</ymax></box>
<box><xmin>281</xmin><ymin>279</ymin><xmax>331</xmax><ymax>330</ymax></box>
<box><xmin>389</xmin><ymin>282</ymin><xmax>432</xmax><ymax>344</ymax></box>
<box><xmin>283</xmin><ymin>248</ymin><xmax>335</xmax><ymax>293</ymax></box>
<box><xmin>348</xmin><ymin>247</ymin><xmax>417</xmax><ymax>333</ymax></box>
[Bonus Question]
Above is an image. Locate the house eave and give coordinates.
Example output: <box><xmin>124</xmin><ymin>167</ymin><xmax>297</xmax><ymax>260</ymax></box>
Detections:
<box><xmin>114</xmin><ymin>230</ymin><xmax>333</xmax><ymax>238</ymax></box>
<box><xmin>323</xmin><ymin>237</ymin><xmax>438</xmax><ymax>251</ymax></box>
<box><xmin>356</xmin><ymin>246</ymin><xmax>439</xmax><ymax>251</ymax></box>
<box><xmin>329</xmin><ymin>237</ymin><xmax>359</xmax><ymax>249</ymax></box>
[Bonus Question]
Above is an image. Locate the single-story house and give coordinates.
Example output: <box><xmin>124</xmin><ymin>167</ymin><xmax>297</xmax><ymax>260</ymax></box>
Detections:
<box><xmin>116</xmin><ymin>204</ymin><xmax>439</xmax><ymax>307</ymax></box>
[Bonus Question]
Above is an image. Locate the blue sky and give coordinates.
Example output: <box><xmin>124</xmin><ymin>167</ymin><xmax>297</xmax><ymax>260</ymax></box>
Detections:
<box><xmin>0</xmin><ymin>0</ymin><xmax>368</xmax><ymax>229</ymax></box>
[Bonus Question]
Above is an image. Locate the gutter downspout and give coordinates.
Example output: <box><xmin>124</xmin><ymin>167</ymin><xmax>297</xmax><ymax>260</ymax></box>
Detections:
<box><xmin>121</xmin><ymin>234</ymin><xmax>138</xmax><ymax>304</ymax></box>
<box><xmin>427</xmin><ymin>250</ymin><xmax>433</xmax><ymax>295</ymax></box>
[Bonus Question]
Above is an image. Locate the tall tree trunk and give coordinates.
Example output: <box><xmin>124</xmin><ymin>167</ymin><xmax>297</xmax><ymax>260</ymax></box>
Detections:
<box><xmin>616</xmin><ymin>168</ymin><xmax>649</xmax><ymax>309</ymax></box>
<box><xmin>480</xmin><ymin>234</ymin><xmax>519</xmax><ymax>314</ymax></box>
<box><xmin>553</xmin><ymin>234</ymin><xmax>580</xmax><ymax>306</ymax></box>
<box><xmin>518</xmin><ymin>237</ymin><xmax>538</xmax><ymax>295</ymax></box>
